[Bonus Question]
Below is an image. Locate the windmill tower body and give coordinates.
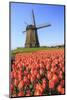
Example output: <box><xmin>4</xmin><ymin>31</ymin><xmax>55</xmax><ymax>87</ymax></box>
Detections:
<box><xmin>25</xmin><ymin>25</ymin><xmax>39</xmax><ymax>47</ymax></box>
<box><xmin>23</xmin><ymin>10</ymin><xmax>51</xmax><ymax>48</ymax></box>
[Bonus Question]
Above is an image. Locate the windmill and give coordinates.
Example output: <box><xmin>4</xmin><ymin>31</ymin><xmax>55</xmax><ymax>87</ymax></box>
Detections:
<box><xmin>23</xmin><ymin>10</ymin><xmax>51</xmax><ymax>48</ymax></box>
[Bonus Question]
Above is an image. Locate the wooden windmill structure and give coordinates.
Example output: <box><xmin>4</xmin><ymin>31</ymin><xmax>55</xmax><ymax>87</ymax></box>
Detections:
<box><xmin>23</xmin><ymin>10</ymin><xmax>51</xmax><ymax>48</ymax></box>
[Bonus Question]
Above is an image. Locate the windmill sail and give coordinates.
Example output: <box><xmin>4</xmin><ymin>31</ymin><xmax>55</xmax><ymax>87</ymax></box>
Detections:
<box><xmin>32</xmin><ymin>10</ymin><xmax>36</xmax><ymax>26</ymax></box>
<box><xmin>36</xmin><ymin>24</ymin><xmax>51</xmax><ymax>29</ymax></box>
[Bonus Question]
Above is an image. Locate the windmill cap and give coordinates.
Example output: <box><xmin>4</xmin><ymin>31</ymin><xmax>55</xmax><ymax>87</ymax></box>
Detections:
<box><xmin>26</xmin><ymin>25</ymin><xmax>35</xmax><ymax>30</ymax></box>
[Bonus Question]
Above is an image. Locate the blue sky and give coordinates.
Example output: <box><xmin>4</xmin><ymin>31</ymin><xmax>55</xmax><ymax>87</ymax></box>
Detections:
<box><xmin>10</xmin><ymin>2</ymin><xmax>65</xmax><ymax>50</ymax></box>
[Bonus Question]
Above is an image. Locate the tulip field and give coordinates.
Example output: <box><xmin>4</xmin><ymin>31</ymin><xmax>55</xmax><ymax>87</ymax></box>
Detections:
<box><xmin>10</xmin><ymin>48</ymin><xmax>65</xmax><ymax>97</ymax></box>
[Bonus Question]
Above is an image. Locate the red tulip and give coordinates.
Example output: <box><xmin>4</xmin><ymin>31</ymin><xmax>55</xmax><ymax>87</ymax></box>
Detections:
<box><xmin>14</xmin><ymin>79</ymin><xmax>18</xmax><ymax>86</ymax></box>
<box><xmin>18</xmin><ymin>80</ymin><xmax>24</xmax><ymax>90</ymax></box>
<box><xmin>18</xmin><ymin>91</ymin><xmax>24</xmax><ymax>96</ymax></box>
<box><xmin>47</xmin><ymin>71</ymin><xmax>52</xmax><ymax>80</ymax></box>
<box><xmin>49</xmin><ymin>80</ymin><xmax>54</xmax><ymax>89</ymax></box>
<box><xmin>10</xmin><ymin>84</ymin><xmax>14</xmax><ymax>93</ymax></box>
